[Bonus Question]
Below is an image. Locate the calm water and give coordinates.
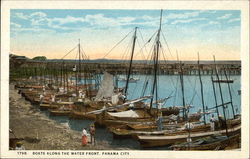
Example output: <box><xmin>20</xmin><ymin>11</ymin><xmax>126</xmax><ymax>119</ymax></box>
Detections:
<box><xmin>120</xmin><ymin>75</ymin><xmax>241</xmax><ymax>118</ymax></box>
<box><xmin>39</xmin><ymin>74</ymin><xmax>241</xmax><ymax>150</ymax></box>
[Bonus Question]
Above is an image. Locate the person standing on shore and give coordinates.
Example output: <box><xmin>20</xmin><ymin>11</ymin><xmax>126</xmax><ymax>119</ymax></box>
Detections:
<box><xmin>81</xmin><ymin>128</ymin><xmax>88</xmax><ymax>146</ymax></box>
<box><xmin>90</xmin><ymin>124</ymin><xmax>96</xmax><ymax>145</ymax></box>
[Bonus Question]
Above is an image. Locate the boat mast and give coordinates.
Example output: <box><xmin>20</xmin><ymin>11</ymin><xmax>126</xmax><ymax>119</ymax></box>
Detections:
<box><xmin>179</xmin><ymin>60</ymin><xmax>187</xmax><ymax>121</ymax></box>
<box><xmin>60</xmin><ymin>62</ymin><xmax>63</xmax><ymax>87</ymax></box>
<box><xmin>197</xmin><ymin>53</ymin><xmax>206</xmax><ymax>125</ymax></box>
<box><xmin>150</xmin><ymin>9</ymin><xmax>163</xmax><ymax>113</ymax></box>
<box><xmin>213</xmin><ymin>55</ymin><xmax>228</xmax><ymax>136</ymax></box>
<box><xmin>78</xmin><ymin>39</ymin><xmax>81</xmax><ymax>88</ymax></box>
<box><xmin>124</xmin><ymin>27</ymin><xmax>138</xmax><ymax>102</ymax></box>
<box><xmin>66</xmin><ymin>65</ymin><xmax>68</xmax><ymax>92</ymax></box>
<box><xmin>63</xmin><ymin>61</ymin><xmax>65</xmax><ymax>91</ymax></box>
<box><xmin>223</xmin><ymin>68</ymin><xmax>236</xmax><ymax>118</ymax></box>
<box><xmin>211</xmin><ymin>75</ymin><xmax>220</xmax><ymax>120</ymax></box>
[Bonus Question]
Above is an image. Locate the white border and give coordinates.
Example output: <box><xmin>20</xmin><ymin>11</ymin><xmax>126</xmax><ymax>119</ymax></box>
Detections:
<box><xmin>1</xmin><ymin>1</ymin><xmax>249</xmax><ymax>158</ymax></box>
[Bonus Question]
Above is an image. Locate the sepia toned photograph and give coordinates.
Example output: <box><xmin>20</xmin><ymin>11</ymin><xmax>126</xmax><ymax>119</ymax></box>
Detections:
<box><xmin>1</xmin><ymin>1</ymin><xmax>249</xmax><ymax>159</ymax></box>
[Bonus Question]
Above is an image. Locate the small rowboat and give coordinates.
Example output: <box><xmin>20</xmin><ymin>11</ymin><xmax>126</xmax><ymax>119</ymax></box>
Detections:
<box><xmin>170</xmin><ymin>133</ymin><xmax>240</xmax><ymax>150</ymax></box>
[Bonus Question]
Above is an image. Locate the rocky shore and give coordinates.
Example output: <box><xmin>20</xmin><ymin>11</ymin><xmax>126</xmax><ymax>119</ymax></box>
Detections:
<box><xmin>9</xmin><ymin>84</ymin><xmax>116</xmax><ymax>150</ymax></box>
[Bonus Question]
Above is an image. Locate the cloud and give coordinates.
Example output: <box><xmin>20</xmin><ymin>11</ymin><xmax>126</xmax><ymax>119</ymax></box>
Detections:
<box><xmin>208</xmin><ymin>21</ymin><xmax>219</xmax><ymax>25</ymax></box>
<box><xmin>49</xmin><ymin>16</ymin><xmax>85</xmax><ymax>25</ymax></box>
<box><xmin>11</xmin><ymin>27</ymin><xmax>55</xmax><ymax>33</ymax></box>
<box><xmin>15</xmin><ymin>12</ymin><xmax>29</xmax><ymax>20</ymax></box>
<box><xmin>217</xmin><ymin>13</ymin><xmax>232</xmax><ymax>19</ymax></box>
<box><xmin>141</xmin><ymin>15</ymin><xmax>155</xmax><ymax>21</ymax></box>
<box><xmin>117</xmin><ymin>16</ymin><xmax>136</xmax><ymax>23</ymax></box>
<box><xmin>31</xmin><ymin>18</ymin><xmax>48</xmax><ymax>26</ymax></box>
<box><xmin>171</xmin><ymin>18</ymin><xmax>206</xmax><ymax>25</ymax></box>
<box><xmin>166</xmin><ymin>11</ymin><xmax>200</xmax><ymax>19</ymax></box>
<box><xmin>199</xmin><ymin>10</ymin><xmax>217</xmax><ymax>14</ymax></box>
<box><xmin>228</xmin><ymin>18</ymin><xmax>240</xmax><ymax>23</ymax></box>
<box><xmin>30</xmin><ymin>12</ymin><xmax>47</xmax><ymax>18</ymax></box>
<box><xmin>11</xmin><ymin>22</ymin><xmax>21</xmax><ymax>28</ymax></box>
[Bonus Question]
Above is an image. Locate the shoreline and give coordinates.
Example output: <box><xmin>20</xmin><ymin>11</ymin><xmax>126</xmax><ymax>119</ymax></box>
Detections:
<box><xmin>9</xmin><ymin>84</ymin><xmax>116</xmax><ymax>150</ymax></box>
<box><xmin>9</xmin><ymin>83</ymin><xmax>240</xmax><ymax>151</ymax></box>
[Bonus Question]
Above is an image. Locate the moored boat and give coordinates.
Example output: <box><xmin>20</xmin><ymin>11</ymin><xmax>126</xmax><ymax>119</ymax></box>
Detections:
<box><xmin>170</xmin><ymin>133</ymin><xmax>240</xmax><ymax>150</ymax></box>
<box><xmin>136</xmin><ymin>124</ymin><xmax>241</xmax><ymax>148</ymax></box>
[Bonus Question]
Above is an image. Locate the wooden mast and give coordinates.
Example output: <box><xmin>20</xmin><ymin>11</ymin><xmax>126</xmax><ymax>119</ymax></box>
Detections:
<box><xmin>78</xmin><ymin>39</ymin><xmax>81</xmax><ymax>92</ymax></box>
<box><xmin>150</xmin><ymin>9</ymin><xmax>163</xmax><ymax>113</ymax></box>
<box><xmin>223</xmin><ymin>68</ymin><xmax>236</xmax><ymax>118</ymax></box>
<box><xmin>63</xmin><ymin>61</ymin><xmax>65</xmax><ymax>91</ymax></box>
<box><xmin>124</xmin><ymin>27</ymin><xmax>138</xmax><ymax>102</ymax></box>
<box><xmin>211</xmin><ymin>75</ymin><xmax>220</xmax><ymax>120</ymax></box>
<box><xmin>213</xmin><ymin>55</ymin><xmax>228</xmax><ymax>136</ymax></box>
<box><xmin>197</xmin><ymin>52</ymin><xmax>206</xmax><ymax>125</ymax></box>
<box><xmin>179</xmin><ymin>60</ymin><xmax>187</xmax><ymax>121</ymax></box>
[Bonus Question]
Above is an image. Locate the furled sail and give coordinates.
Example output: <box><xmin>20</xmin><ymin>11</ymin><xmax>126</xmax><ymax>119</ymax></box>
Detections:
<box><xmin>107</xmin><ymin>110</ymin><xmax>139</xmax><ymax>118</ymax></box>
<box><xmin>95</xmin><ymin>72</ymin><xmax>114</xmax><ymax>101</ymax></box>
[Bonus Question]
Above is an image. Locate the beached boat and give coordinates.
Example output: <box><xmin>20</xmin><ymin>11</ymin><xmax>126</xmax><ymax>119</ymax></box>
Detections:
<box><xmin>136</xmin><ymin>124</ymin><xmax>241</xmax><ymax>148</ymax></box>
<box><xmin>170</xmin><ymin>133</ymin><xmax>240</xmax><ymax>150</ymax></box>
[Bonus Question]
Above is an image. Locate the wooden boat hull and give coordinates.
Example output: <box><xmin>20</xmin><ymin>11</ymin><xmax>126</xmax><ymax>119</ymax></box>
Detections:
<box><xmin>69</xmin><ymin>111</ymin><xmax>96</xmax><ymax>120</ymax></box>
<box><xmin>49</xmin><ymin>110</ymin><xmax>71</xmax><ymax>116</ymax></box>
<box><xmin>39</xmin><ymin>104</ymin><xmax>59</xmax><ymax>110</ymax></box>
<box><xmin>110</xmin><ymin>122</ymin><xmax>209</xmax><ymax>139</ymax></box>
<box><xmin>171</xmin><ymin>133</ymin><xmax>240</xmax><ymax>150</ymax></box>
<box><xmin>136</xmin><ymin>125</ymin><xmax>241</xmax><ymax>148</ymax></box>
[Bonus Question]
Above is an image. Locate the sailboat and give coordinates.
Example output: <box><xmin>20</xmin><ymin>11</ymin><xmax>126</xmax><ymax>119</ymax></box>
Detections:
<box><xmin>134</xmin><ymin>54</ymin><xmax>241</xmax><ymax>148</ymax></box>
<box><xmin>88</xmin><ymin>20</ymin><xmax>182</xmax><ymax>128</ymax></box>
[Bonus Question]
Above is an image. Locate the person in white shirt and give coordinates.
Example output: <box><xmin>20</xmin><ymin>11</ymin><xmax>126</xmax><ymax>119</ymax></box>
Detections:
<box><xmin>51</xmin><ymin>94</ymin><xmax>55</xmax><ymax>103</ymax></box>
<box><xmin>210</xmin><ymin>114</ymin><xmax>215</xmax><ymax>131</ymax></box>
<box><xmin>39</xmin><ymin>94</ymin><xmax>44</xmax><ymax>104</ymax></box>
<box><xmin>129</xmin><ymin>103</ymin><xmax>134</xmax><ymax>110</ymax></box>
<box><xmin>81</xmin><ymin>128</ymin><xmax>88</xmax><ymax>146</ymax></box>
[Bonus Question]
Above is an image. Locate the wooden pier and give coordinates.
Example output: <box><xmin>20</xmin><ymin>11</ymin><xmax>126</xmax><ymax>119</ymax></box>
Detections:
<box><xmin>10</xmin><ymin>55</ymin><xmax>241</xmax><ymax>78</ymax></box>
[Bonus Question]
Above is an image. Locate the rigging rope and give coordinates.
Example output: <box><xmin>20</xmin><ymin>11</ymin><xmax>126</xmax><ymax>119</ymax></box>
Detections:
<box><xmin>60</xmin><ymin>45</ymin><xmax>78</xmax><ymax>60</ymax></box>
<box><xmin>161</xmin><ymin>31</ymin><xmax>175</xmax><ymax>60</ymax></box>
<box><xmin>102</xmin><ymin>29</ymin><xmax>134</xmax><ymax>59</ymax></box>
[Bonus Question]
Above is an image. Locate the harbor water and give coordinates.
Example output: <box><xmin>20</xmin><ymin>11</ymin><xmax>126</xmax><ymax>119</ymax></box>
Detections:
<box><xmin>39</xmin><ymin>74</ymin><xmax>241</xmax><ymax>149</ymax></box>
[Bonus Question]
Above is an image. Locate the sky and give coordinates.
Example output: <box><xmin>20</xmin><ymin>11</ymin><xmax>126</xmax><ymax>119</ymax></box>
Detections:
<box><xmin>10</xmin><ymin>9</ymin><xmax>241</xmax><ymax>60</ymax></box>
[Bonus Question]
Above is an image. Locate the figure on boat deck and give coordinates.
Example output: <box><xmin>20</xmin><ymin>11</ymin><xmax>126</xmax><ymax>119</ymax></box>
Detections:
<box><xmin>128</xmin><ymin>103</ymin><xmax>134</xmax><ymax>110</ymax></box>
<box><xmin>156</xmin><ymin>111</ymin><xmax>163</xmax><ymax>131</ymax></box>
<box><xmin>210</xmin><ymin>114</ymin><xmax>215</xmax><ymax>131</ymax></box>
<box><xmin>51</xmin><ymin>94</ymin><xmax>55</xmax><ymax>103</ymax></box>
<box><xmin>218</xmin><ymin>115</ymin><xmax>226</xmax><ymax>129</ymax></box>
<box><xmin>39</xmin><ymin>94</ymin><xmax>44</xmax><ymax>104</ymax></box>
